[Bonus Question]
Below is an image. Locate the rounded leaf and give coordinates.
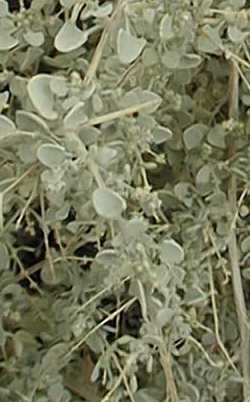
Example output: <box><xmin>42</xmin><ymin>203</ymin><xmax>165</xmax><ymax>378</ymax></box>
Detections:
<box><xmin>0</xmin><ymin>114</ymin><xmax>15</xmax><ymax>129</ymax></box>
<box><xmin>160</xmin><ymin>238</ymin><xmax>184</xmax><ymax>265</ymax></box>
<box><xmin>54</xmin><ymin>21</ymin><xmax>88</xmax><ymax>53</ymax></box>
<box><xmin>0</xmin><ymin>32</ymin><xmax>18</xmax><ymax>50</ymax></box>
<box><xmin>117</xmin><ymin>29</ymin><xmax>146</xmax><ymax>64</ymax></box>
<box><xmin>27</xmin><ymin>74</ymin><xmax>58</xmax><ymax>120</ymax></box>
<box><xmin>23</xmin><ymin>30</ymin><xmax>44</xmax><ymax>47</ymax></box>
<box><xmin>37</xmin><ymin>143</ymin><xmax>66</xmax><ymax>168</ymax></box>
<box><xmin>16</xmin><ymin>110</ymin><xmax>50</xmax><ymax>134</ymax></box>
<box><xmin>153</xmin><ymin>125</ymin><xmax>173</xmax><ymax>144</ymax></box>
<box><xmin>95</xmin><ymin>249</ymin><xmax>119</xmax><ymax>265</ymax></box>
<box><xmin>93</xmin><ymin>188</ymin><xmax>126</xmax><ymax>219</ymax></box>
<box><xmin>183</xmin><ymin>124</ymin><xmax>207</xmax><ymax>150</ymax></box>
<box><xmin>63</xmin><ymin>102</ymin><xmax>88</xmax><ymax>129</ymax></box>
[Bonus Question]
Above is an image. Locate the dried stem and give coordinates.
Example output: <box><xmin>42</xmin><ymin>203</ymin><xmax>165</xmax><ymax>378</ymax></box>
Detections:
<box><xmin>227</xmin><ymin>59</ymin><xmax>250</xmax><ymax>399</ymax></box>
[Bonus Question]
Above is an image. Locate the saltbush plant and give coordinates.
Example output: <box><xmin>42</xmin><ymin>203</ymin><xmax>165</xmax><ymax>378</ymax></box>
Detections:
<box><xmin>1</xmin><ymin>0</ymin><xmax>250</xmax><ymax>401</ymax></box>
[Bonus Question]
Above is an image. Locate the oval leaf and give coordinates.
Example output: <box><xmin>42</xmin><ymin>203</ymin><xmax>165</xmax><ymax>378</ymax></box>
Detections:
<box><xmin>0</xmin><ymin>33</ymin><xmax>18</xmax><ymax>50</ymax></box>
<box><xmin>63</xmin><ymin>102</ymin><xmax>88</xmax><ymax>129</ymax></box>
<box><xmin>0</xmin><ymin>114</ymin><xmax>16</xmax><ymax>129</ymax></box>
<box><xmin>183</xmin><ymin>124</ymin><xmax>207</xmax><ymax>150</ymax></box>
<box><xmin>160</xmin><ymin>238</ymin><xmax>184</xmax><ymax>265</ymax></box>
<box><xmin>37</xmin><ymin>143</ymin><xmax>66</xmax><ymax>168</ymax></box>
<box><xmin>23</xmin><ymin>30</ymin><xmax>44</xmax><ymax>47</ymax></box>
<box><xmin>117</xmin><ymin>29</ymin><xmax>146</xmax><ymax>64</ymax></box>
<box><xmin>93</xmin><ymin>188</ymin><xmax>126</xmax><ymax>219</ymax></box>
<box><xmin>54</xmin><ymin>21</ymin><xmax>88</xmax><ymax>53</ymax></box>
<box><xmin>27</xmin><ymin>74</ymin><xmax>58</xmax><ymax>120</ymax></box>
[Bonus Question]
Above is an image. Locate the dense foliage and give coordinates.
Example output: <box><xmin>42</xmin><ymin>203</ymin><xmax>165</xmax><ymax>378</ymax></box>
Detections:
<box><xmin>1</xmin><ymin>0</ymin><xmax>250</xmax><ymax>401</ymax></box>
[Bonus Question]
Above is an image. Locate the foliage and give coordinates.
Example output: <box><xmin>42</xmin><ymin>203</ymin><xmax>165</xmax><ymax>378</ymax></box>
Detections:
<box><xmin>1</xmin><ymin>0</ymin><xmax>250</xmax><ymax>401</ymax></box>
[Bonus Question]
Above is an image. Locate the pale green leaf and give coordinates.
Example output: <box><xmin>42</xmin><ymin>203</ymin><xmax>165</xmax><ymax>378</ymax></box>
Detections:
<box><xmin>63</xmin><ymin>102</ymin><xmax>88</xmax><ymax>129</ymax></box>
<box><xmin>54</xmin><ymin>21</ymin><xmax>88</xmax><ymax>53</ymax></box>
<box><xmin>0</xmin><ymin>32</ymin><xmax>18</xmax><ymax>50</ymax></box>
<box><xmin>27</xmin><ymin>74</ymin><xmax>58</xmax><ymax>120</ymax></box>
<box><xmin>183</xmin><ymin>124</ymin><xmax>207</xmax><ymax>150</ymax></box>
<box><xmin>117</xmin><ymin>29</ymin><xmax>146</xmax><ymax>64</ymax></box>
<box><xmin>23</xmin><ymin>30</ymin><xmax>44</xmax><ymax>47</ymax></box>
<box><xmin>160</xmin><ymin>238</ymin><xmax>184</xmax><ymax>265</ymax></box>
<box><xmin>93</xmin><ymin>188</ymin><xmax>126</xmax><ymax>219</ymax></box>
<box><xmin>37</xmin><ymin>143</ymin><xmax>66</xmax><ymax>168</ymax></box>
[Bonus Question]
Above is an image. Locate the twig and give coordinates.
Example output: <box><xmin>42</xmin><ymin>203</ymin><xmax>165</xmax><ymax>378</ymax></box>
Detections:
<box><xmin>159</xmin><ymin>344</ymin><xmax>179</xmax><ymax>402</ymax></box>
<box><xmin>227</xmin><ymin>59</ymin><xmax>250</xmax><ymax>399</ymax></box>
<box><xmin>67</xmin><ymin>297</ymin><xmax>137</xmax><ymax>357</ymax></box>
<box><xmin>83</xmin><ymin>0</ymin><xmax>125</xmax><ymax>86</ymax></box>
<box><xmin>208</xmin><ymin>257</ymin><xmax>240</xmax><ymax>375</ymax></box>
<box><xmin>81</xmin><ymin>99</ymin><xmax>161</xmax><ymax>128</ymax></box>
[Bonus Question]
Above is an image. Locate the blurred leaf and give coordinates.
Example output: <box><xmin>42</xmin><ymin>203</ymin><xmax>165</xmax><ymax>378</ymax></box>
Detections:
<box><xmin>0</xmin><ymin>243</ymin><xmax>9</xmax><ymax>271</ymax></box>
<box><xmin>160</xmin><ymin>14</ymin><xmax>174</xmax><ymax>40</ymax></box>
<box><xmin>160</xmin><ymin>238</ymin><xmax>184</xmax><ymax>265</ymax></box>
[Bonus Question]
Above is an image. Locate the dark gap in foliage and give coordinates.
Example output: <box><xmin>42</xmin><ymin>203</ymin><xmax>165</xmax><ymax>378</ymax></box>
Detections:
<box><xmin>23</xmin><ymin>0</ymin><xmax>32</xmax><ymax>9</ymax></box>
<box><xmin>120</xmin><ymin>300</ymin><xmax>142</xmax><ymax>338</ymax></box>
<box><xmin>7</xmin><ymin>0</ymin><xmax>20</xmax><ymax>13</ymax></box>
<box><xmin>74</xmin><ymin>241</ymin><xmax>99</xmax><ymax>270</ymax></box>
<box><xmin>63</xmin><ymin>207</ymin><xmax>76</xmax><ymax>224</ymax></box>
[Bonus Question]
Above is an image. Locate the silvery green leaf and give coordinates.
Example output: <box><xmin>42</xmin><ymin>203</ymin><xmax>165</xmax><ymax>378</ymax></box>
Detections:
<box><xmin>241</xmin><ymin>236</ymin><xmax>250</xmax><ymax>253</ymax></box>
<box><xmin>195</xmin><ymin>164</ymin><xmax>213</xmax><ymax>195</ymax></box>
<box><xmin>37</xmin><ymin>143</ymin><xmax>66</xmax><ymax>168</ymax></box>
<box><xmin>120</xmin><ymin>88</ymin><xmax>162</xmax><ymax>114</ymax></box>
<box><xmin>78</xmin><ymin>126</ymin><xmax>101</xmax><ymax>146</ymax></box>
<box><xmin>49</xmin><ymin>76</ymin><xmax>68</xmax><ymax>97</ymax></box>
<box><xmin>207</xmin><ymin>125</ymin><xmax>226</xmax><ymax>149</ymax></box>
<box><xmin>60</xmin><ymin>0</ymin><xmax>76</xmax><ymax>7</ymax></box>
<box><xmin>156</xmin><ymin>308</ymin><xmax>174</xmax><ymax>328</ymax></box>
<box><xmin>242</xmin><ymin>268</ymin><xmax>250</xmax><ymax>280</ymax></box>
<box><xmin>17</xmin><ymin>142</ymin><xmax>37</xmax><ymax>163</ymax></box>
<box><xmin>27</xmin><ymin>74</ymin><xmax>58</xmax><ymax>120</ymax></box>
<box><xmin>197</xmin><ymin>24</ymin><xmax>223</xmax><ymax>55</ymax></box>
<box><xmin>92</xmin><ymin>2</ymin><xmax>113</xmax><ymax>17</ymax></box>
<box><xmin>63</xmin><ymin>102</ymin><xmax>88</xmax><ymax>129</ymax></box>
<box><xmin>162</xmin><ymin>49</ymin><xmax>181</xmax><ymax>69</ymax></box>
<box><xmin>41</xmin><ymin>262</ymin><xmax>66</xmax><ymax>286</ymax></box>
<box><xmin>0</xmin><ymin>130</ymin><xmax>36</xmax><ymax>147</ymax></box>
<box><xmin>179</xmin><ymin>53</ymin><xmax>202</xmax><ymax>69</ymax></box>
<box><xmin>54</xmin><ymin>21</ymin><xmax>89</xmax><ymax>53</ymax></box>
<box><xmin>153</xmin><ymin>125</ymin><xmax>173</xmax><ymax>144</ymax></box>
<box><xmin>93</xmin><ymin>188</ymin><xmax>126</xmax><ymax>219</ymax></box>
<box><xmin>0</xmin><ymin>114</ymin><xmax>15</xmax><ymax>129</ymax></box>
<box><xmin>96</xmin><ymin>146</ymin><xmax>117</xmax><ymax>167</ymax></box>
<box><xmin>23</xmin><ymin>30</ymin><xmax>44</xmax><ymax>47</ymax></box>
<box><xmin>160</xmin><ymin>238</ymin><xmax>184</xmax><ymax>265</ymax></box>
<box><xmin>0</xmin><ymin>243</ymin><xmax>9</xmax><ymax>271</ymax></box>
<box><xmin>174</xmin><ymin>182</ymin><xmax>192</xmax><ymax>207</ymax></box>
<box><xmin>0</xmin><ymin>32</ymin><xmax>18</xmax><ymax>50</ymax></box>
<box><xmin>227</xmin><ymin>25</ymin><xmax>248</xmax><ymax>44</ymax></box>
<box><xmin>95</xmin><ymin>249</ymin><xmax>119</xmax><ymax>265</ymax></box>
<box><xmin>160</xmin><ymin>14</ymin><xmax>174</xmax><ymax>40</ymax></box>
<box><xmin>0</xmin><ymin>1</ymin><xmax>8</xmax><ymax>17</ymax></box>
<box><xmin>0</xmin><ymin>91</ymin><xmax>9</xmax><ymax>112</ymax></box>
<box><xmin>183</xmin><ymin>124</ymin><xmax>207</xmax><ymax>150</ymax></box>
<box><xmin>117</xmin><ymin>29</ymin><xmax>146</xmax><ymax>64</ymax></box>
<box><xmin>16</xmin><ymin>110</ymin><xmax>50</xmax><ymax>134</ymax></box>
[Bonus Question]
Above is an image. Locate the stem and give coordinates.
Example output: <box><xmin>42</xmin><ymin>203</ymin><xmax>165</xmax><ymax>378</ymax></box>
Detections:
<box><xmin>227</xmin><ymin>60</ymin><xmax>250</xmax><ymax>399</ymax></box>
